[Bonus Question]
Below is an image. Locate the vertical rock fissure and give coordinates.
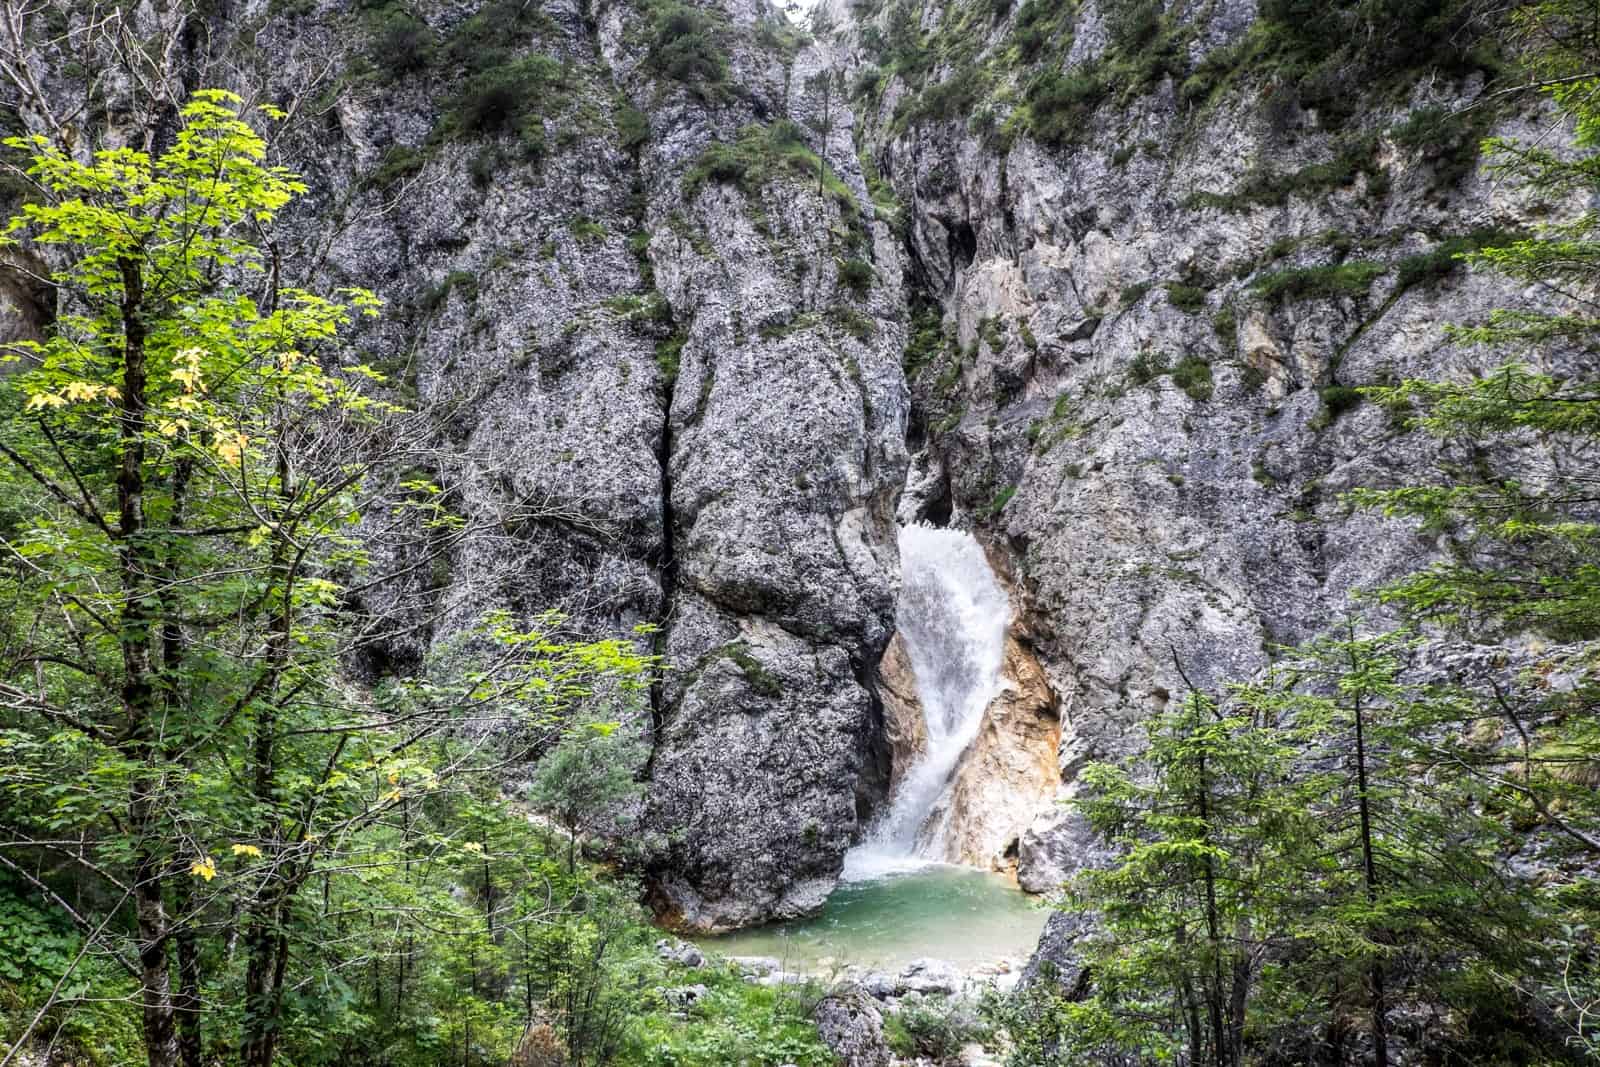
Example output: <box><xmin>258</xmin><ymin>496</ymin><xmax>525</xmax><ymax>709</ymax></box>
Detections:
<box><xmin>648</xmin><ymin>379</ymin><xmax>676</xmax><ymax>738</ymax></box>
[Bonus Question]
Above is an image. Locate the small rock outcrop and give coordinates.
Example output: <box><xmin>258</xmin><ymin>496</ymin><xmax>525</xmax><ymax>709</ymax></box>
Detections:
<box><xmin>932</xmin><ymin>635</ymin><xmax>1060</xmax><ymax>871</ymax></box>
<box><xmin>877</xmin><ymin>632</ymin><xmax>929</xmax><ymax>793</ymax></box>
<box><xmin>1018</xmin><ymin>912</ymin><xmax>1094</xmax><ymax>998</ymax></box>
<box><xmin>812</xmin><ymin>988</ymin><xmax>892</xmax><ymax>1067</ymax></box>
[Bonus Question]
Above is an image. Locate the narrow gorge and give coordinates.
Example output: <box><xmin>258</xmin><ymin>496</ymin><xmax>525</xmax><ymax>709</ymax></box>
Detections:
<box><xmin>1</xmin><ymin>0</ymin><xmax>1598</xmax><ymax>1061</ymax></box>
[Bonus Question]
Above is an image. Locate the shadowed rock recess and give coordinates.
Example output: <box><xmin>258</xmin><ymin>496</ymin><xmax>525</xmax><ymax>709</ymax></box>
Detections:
<box><xmin>6</xmin><ymin>0</ymin><xmax>1573</xmax><ymax>934</ymax></box>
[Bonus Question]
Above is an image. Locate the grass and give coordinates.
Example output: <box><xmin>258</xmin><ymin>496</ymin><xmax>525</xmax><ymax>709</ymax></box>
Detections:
<box><xmin>1253</xmin><ymin>261</ymin><xmax>1386</xmax><ymax>303</ymax></box>
<box><xmin>986</xmin><ymin>485</ymin><xmax>1017</xmax><ymax>516</ymax></box>
<box><xmin>1028</xmin><ymin>392</ymin><xmax>1082</xmax><ymax>452</ymax></box>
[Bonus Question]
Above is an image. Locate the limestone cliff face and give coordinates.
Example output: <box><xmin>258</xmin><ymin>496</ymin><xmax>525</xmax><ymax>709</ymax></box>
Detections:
<box><xmin>876</xmin><ymin>632</ymin><xmax>928</xmax><ymax>793</ymax></box>
<box><xmin>3</xmin><ymin>0</ymin><xmax>1580</xmax><ymax>928</ymax></box>
<box><xmin>4</xmin><ymin>0</ymin><xmax>909</xmax><ymax>929</ymax></box>
<box><xmin>824</xmin><ymin>0</ymin><xmax>1576</xmax><ymax>890</ymax></box>
<box><xmin>928</xmin><ymin>634</ymin><xmax>1059</xmax><ymax>872</ymax></box>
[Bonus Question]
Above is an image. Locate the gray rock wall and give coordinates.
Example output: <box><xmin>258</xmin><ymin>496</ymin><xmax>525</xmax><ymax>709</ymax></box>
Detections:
<box><xmin>826</xmin><ymin>0</ymin><xmax>1580</xmax><ymax>890</ymax></box>
<box><xmin>4</xmin><ymin>0</ymin><xmax>1582</xmax><ymax>927</ymax></box>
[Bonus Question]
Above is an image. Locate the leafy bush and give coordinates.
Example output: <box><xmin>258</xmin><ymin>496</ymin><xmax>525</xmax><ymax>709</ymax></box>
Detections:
<box><xmin>448</xmin><ymin>55</ymin><xmax>563</xmax><ymax>157</ymax></box>
<box><xmin>1172</xmin><ymin>355</ymin><xmax>1215</xmax><ymax>401</ymax></box>
<box><xmin>369</xmin><ymin>11</ymin><xmax>434</xmax><ymax>75</ymax></box>
<box><xmin>628</xmin><ymin>968</ymin><xmax>835</xmax><ymax>1066</ymax></box>
<box><xmin>656</xmin><ymin>331</ymin><xmax>686</xmax><ymax>384</ymax></box>
<box><xmin>1166</xmin><ymin>283</ymin><xmax>1207</xmax><ymax>313</ymax></box>
<box><xmin>1020</xmin><ymin>66</ymin><xmax>1108</xmax><ymax>147</ymax></box>
<box><xmin>1317</xmin><ymin>383</ymin><xmax>1365</xmax><ymax>424</ymax></box>
<box><xmin>1127</xmin><ymin>349</ymin><xmax>1170</xmax><ymax>386</ymax></box>
<box><xmin>366</xmin><ymin>144</ymin><xmax>428</xmax><ymax>190</ymax></box>
<box><xmin>1389</xmin><ymin>104</ymin><xmax>1492</xmax><ymax>190</ymax></box>
<box><xmin>683</xmin><ymin>122</ymin><xmax>859</xmax><ymax>215</ymax></box>
<box><xmin>1212</xmin><ymin>306</ymin><xmax>1238</xmax><ymax>344</ymax></box>
<box><xmin>1119</xmin><ymin>281</ymin><xmax>1153</xmax><ymax>309</ymax></box>
<box><xmin>1186</xmin><ymin>134</ymin><xmax>1385</xmax><ymax>212</ymax></box>
<box><xmin>617</xmin><ymin>105</ymin><xmax>650</xmax><ymax>153</ymax></box>
<box><xmin>839</xmin><ymin>257</ymin><xmax>875</xmax><ymax>295</ymax></box>
<box><xmin>903</xmin><ymin>299</ymin><xmax>950</xmax><ymax>376</ymax></box>
<box><xmin>886</xmin><ymin>996</ymin><xmax>992</xmax><ymax>1063</ymax></box>
<box><xmin>647</xmin><ymin>1</ymin><xmax>730</xmax><ymax>100</ymax></box>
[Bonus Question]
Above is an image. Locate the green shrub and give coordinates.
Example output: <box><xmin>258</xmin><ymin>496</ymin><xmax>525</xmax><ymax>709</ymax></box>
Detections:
<box><xmin>1021</xmin><ymin>66</ymin><xmax>1108</xmax><ymax>147</ymax></box>
<box><xmin>903</xmin><ymin>300</ymin><xmax>949</xmax><ymax>376</ymax></box>
<box><xmin>724</xmin><ymin>641</ymin><xmax>782</xmax><ymax>697</ymax></box>
<box><xmin>1389</xmin><ymin>104</ymin><xmax>1490</xmax><ymax>190</ymax></box>
<box><xmin>1212</xmin><ymin>306</ymin><xmax>1238</xmax><ymax>343</ymax></box>
<box><xmin>1107</xmin><ymin>0</ymin><xmax>1164</xmax><ymax>53</ymax></box>
<box><xmin>830</xmin><ymin>306</ymin><xmax>876</xmax><ymax>341</ymax></box>
<box><xmin>683</xmin><ymin>122</ymin><xmax>859</xmax><ymax>215</ymax></box>
<box><xmin>886</xmin><ymin>996</ymin><xmax>991</xmax><ymax>1062</ymax></box>
<box><xmin>617</xmin><ymin>105</ymin><xmax>650</xmax><ymax>152</ymax></box>
<box><xmin>446</xmin><ymin>55</ymin><xmax>563</xmax><ymax>159</ymax></box>
<box><xmin>1392</xmin><ymin>230</ymin><xmax>1517</xmax><ymax>290</ymax></box>
<box><xmin>1119</xmin><ymin>281</ymin><xmax>1153</xmax><ymax>309</ymax></box>
<box><xmin>1172</xmin><ymin>355</ymin><xmax>1214</xmax><ymax>401</ymax></box>
<box><xmin>1128</xmin><ymin>349</ymin><xmax>1170</xmax><ymax>386</ymax></box>
<box><xmin>420</xmin><ymin>270</ymin><xmax>478</xmax><ymax>314</ymax></box>
<box><xmin>1252</xmin><ymin>260</ymin><xmax>1385</xmax><ymax>303</ymax></box>
<box><xmin>440</xmin><ymin>0</ymin><xmax>555</xmax><ymax>71</ymax></box>
<box><xmin>571</xmin><ymin>216</ymin><xmax>608</xmax><ymax>242</ymax></box>
<box><xmin>368</xmin><ymin>11</ymin><xmax>434</xmax><ymax>76</ymax></box>
<box><xmin>468</xmin><ymin>147</ymin><xmax>499</xmax><ymax>189</ymax></box>
<box><xmin>647</xmin><ymin>1</ymin><xmax>730</xmax><ymax>100</ymax></box>
<box><xmin>656</xmin><ymin>331</ymin><xmax>686</xmax><ymax>384</ymax></box>
<box><xmin>979</xmin><ymin>315</ymin><xmax>1006</xmax><ymax>351</ymax></box>
<box><xmin>987</xmin><ymin>485</ymin><xmax>1017</xmax><ymax>516</ymax></box>
<box><xmin>1318</xmin><ymin>383</ymin><xmax>1365</xmax><ymax>422</ymax></box>
<box><xmin>1166</xmin><ymin>283</ymin><xmax>1207</xmax><ymax>313</ymax></box>
<box><xmin>365</xmin><ymin>144</ymin><xmax>428</xmax><ymax>190</ymax></box>
<box><xmin>839</xmin><ymin>257</ymin><xmax>875</xmax><ymax>295</ymax></box>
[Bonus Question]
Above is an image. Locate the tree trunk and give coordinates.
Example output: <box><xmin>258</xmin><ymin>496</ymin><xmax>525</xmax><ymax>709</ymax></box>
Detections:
<box><xmin>116</xmin><ymin>255</ymin><xmax>178</xmax><ymax>1067</ymax></box>
<box><xmin>1193</xmin><ymin>733</ymin><xmax>1230</xmax><ymax>1067</ymax></box>
<box><xmin>174</xmin><ymin>879</ymin><xmax>203</xmax><ymax>1067</ymax></box>
<box><xmin>134</xmin><ymin>836</ymin><xmax>179</xmax><ymax>1067</ymax></box>
<box><xmin>1349</xmin><ymin>642</ymin><xmax>1389</xmax><ymax>1067</ymax></box>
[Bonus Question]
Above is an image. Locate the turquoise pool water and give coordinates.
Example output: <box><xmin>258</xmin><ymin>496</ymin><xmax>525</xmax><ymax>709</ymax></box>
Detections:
<box><xmin>697</xmin><ymin>864</ymin><xmax>1049</xmax><ymax>973</ymax></box>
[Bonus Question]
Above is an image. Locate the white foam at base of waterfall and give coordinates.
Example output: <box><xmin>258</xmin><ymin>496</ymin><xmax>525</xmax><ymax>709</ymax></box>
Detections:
<box><xmin>841</xmin><ymin>524</ymin><xmax>1011</xmax><ymax>883</ymax></box>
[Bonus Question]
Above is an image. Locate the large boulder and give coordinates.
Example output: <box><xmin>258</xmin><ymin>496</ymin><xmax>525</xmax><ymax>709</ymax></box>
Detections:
<box><xmin>812</xmin><ymin>988</ymin><xmax>892</xmax><ymax>1067</ymax></box>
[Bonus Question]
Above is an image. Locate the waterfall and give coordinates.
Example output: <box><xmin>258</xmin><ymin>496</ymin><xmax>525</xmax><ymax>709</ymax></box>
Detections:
<box><xmin>843</xmin><ymin>525</ymin><xmax>1011</xmax><ymax>881</ymax></box>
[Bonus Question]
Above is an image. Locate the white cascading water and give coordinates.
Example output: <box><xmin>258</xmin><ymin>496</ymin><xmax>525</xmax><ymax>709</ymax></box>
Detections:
<box><xmin>842</xmin><ymin>524</ymin><xmax>1011</xmax><ymax>881</ymax></box>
